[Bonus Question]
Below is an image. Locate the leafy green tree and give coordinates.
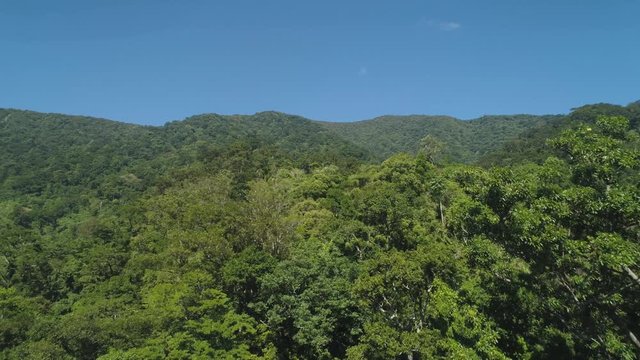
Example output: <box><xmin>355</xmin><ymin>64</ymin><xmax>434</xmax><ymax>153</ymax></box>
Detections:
<box><xmin>252</xmin><ymin>240</ymin><xmax>361</xmax><ymax>359</ymax></box>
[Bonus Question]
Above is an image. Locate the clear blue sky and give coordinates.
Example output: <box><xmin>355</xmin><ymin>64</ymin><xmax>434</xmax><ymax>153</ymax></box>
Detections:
<box><xmin>1</xmin><ymin>0</ymin><xmax>638</xmax><ymax>125</ymax></box>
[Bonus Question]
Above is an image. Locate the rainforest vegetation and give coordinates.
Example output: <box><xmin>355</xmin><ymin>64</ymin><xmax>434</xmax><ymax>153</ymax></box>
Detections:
<box><xmin>1</xmin><ymin>101</ymin><xmax>640</xmax><ymax>359</ymax></box>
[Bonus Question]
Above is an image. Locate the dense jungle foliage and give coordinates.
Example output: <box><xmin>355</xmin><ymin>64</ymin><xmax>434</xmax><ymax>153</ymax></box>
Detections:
<box><xmin>1</xmin><ymin>102</ymin><xmax>639</xmax><ymax>359</ymax></box>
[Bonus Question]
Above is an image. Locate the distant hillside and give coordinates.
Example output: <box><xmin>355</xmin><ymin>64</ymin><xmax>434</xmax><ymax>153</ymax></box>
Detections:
<box><xmin>3</xmin><ymin>102</ymin><xmax>635</xmax><ymax>208</ymax></box>
<box><xmin>478</xmin><ymin>101</ymin><xmax>640</xmax><ymax>166</ymax></box>
<box><xmin>0</xmin><ymin>109</ymin><xmax>371</xmax><ymax>225</ymax></box>
<box><xmin>568</xmin><ymin>101</ymin><xmax>640</xmax><ymax>128</ymax></box>
<box><xmin>165</xmin><ymin>111</ymin><xmax>371</xmax><ymax>167</ymax></box>
<box><xmin>321</xmin><ymin>114</ymin><xmax>563</xmax><ymax>163</ymax></box>
<box><xmin>0</xmin><ymin>109</ymin><xmax>164</xmax><ymax>197</ymax></box>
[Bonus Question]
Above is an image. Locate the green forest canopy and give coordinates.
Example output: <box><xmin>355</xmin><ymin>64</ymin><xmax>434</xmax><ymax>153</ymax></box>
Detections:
<box><xmin>1</xmin><ymin>101</ymin><xmax>639</xmax><ymax>359</ymax></box>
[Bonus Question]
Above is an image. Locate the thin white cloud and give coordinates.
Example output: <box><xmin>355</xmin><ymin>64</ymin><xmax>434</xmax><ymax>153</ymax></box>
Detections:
<box><xmin>419</xmin><ymin>18</ymin><xmax>462</xmax><ymax>32</ymax></box>
<box><xmin>438</xmin><ymin>21</ymin><xmax>461</xmax><ymax>31</ymax></box>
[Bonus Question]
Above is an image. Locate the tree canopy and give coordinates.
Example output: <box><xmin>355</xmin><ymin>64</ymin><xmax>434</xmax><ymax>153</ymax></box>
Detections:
<box><xmin>1</xmin><ymin>104</ymin><xmax>639</xmax><ymax>359</ymax></box>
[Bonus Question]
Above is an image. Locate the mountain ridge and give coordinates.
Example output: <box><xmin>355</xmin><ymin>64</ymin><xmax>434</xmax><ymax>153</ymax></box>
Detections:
<box><xmin>1</xmin><ymin>107</ymin><xmax>565</xmax><ymax>166</ymax></box>
<box><xmin>0</xmin><ymin>107</ymin><xmax>561</xmax><ymax>126</ymax></box>
<box><xmin>4</xmin><ymin>101</ymin><xmax>637</xmax><ymax>175</ymax></box>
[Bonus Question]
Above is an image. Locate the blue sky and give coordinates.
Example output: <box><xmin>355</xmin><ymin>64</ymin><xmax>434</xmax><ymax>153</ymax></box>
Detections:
<box><xmin>1</xmin><ymin>0</ymin><xmax>638</xmax><ymax>125</ymax></box>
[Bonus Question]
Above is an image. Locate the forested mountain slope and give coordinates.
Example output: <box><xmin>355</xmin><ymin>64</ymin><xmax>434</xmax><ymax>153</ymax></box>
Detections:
<box><xmin>3</xmin><ymin>105</ymin><xmax>633</xmax><ymax>231</ymax></box>
<box><xmin>0</xmin><ymin>108</ymin><xmax>565</xmax><ymax>208</ymax></box>
<box><xmin>1</xmin><ymin>111</ymin><xmax>639</xmax><ymax>359</ymax></box>
<box><xmin>0</xmin><ymin>109</ymin><xmax>163</xmax><ymax>197</ymax></box>
<box><xmin>321</xmin><ymin>114</ymin><xmax>563</xmax><ymax>162</ymax></box>
<box><xmin>1</xmin><ymin>104</ymin><xmax>640</xmax><ymax>359</ymax></box>
<box><xmin>478</xmin><ymin>101</ymin><xmax>640</xmax><ymax>166</ymax></box>
<box><xmin>0</xmin><ymin>109</ymin><xmax>371</xmax><ymax>230</ymax></box>
<box><xmin>166</xmin><ymin>111</ymin><xmax>372</xmax><ymax>168</ymax></box>
<box><xmin>0</xmin><ymin>110</ymin><xmax>370</xmax><ymax>198</ymax></box>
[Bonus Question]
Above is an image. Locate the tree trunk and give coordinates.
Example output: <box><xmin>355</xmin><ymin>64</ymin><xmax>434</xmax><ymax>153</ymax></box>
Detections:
<box><xmin>628</xmin><ymin>330</ymin><xmax>640</xmax><ymax>351</ymax></box>
<box><xmin>624</xmin><ymin>266</ymin><xmax>640</xmax><ymax>286</ymax></box>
